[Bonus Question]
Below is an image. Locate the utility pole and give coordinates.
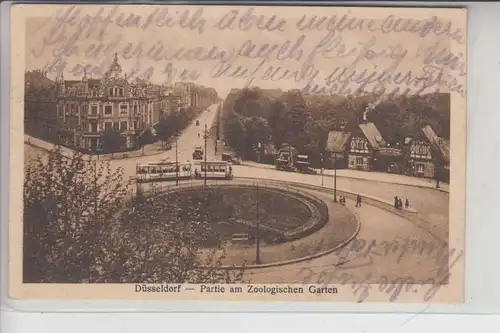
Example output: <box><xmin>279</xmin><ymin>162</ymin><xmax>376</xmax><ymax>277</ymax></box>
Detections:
<box><xmin>175</xmin><ymin>137</ymin><xmax>179</xmax><ymax>186</ymax></box>
<box><xmin>255</xmin><ymin>183</ymin><xmax>261</xmax><ymax>264</ymax></box>
<box><xmin>204</xmin><ymin>124</ymin><xmax>208</xmax><ymax>188</ymax></box>
<box><xmin>94</xmin><ymin>146</ymin><xmax>99</xmax><ymax>227</ymax></box>
<box><xmin>333</xmin><ymin>152</ymin><xmax>338</xmax><ymax>203</ymax></box>
<box><xmin>320</xmin><ymin>152</ymin><xmax>324</xmax><ymax>186</ymax></box>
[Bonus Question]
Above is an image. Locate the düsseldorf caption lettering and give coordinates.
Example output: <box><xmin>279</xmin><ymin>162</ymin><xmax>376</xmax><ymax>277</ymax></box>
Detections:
<box><xmin>135</xmin><ymin>284</ymin><xmax>182</xmax><ymax>293</ymax></box>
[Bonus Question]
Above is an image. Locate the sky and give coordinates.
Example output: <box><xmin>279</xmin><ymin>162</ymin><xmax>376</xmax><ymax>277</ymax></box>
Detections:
<box><xmin>20</xmin><ymin>5</ymin><xmax>466</xmax><ymax>99</ymax></box>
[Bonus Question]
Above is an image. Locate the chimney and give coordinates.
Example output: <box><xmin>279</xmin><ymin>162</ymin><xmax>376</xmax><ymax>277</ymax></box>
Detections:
<box><xmin>82</xmin><ymin>68</ymin><xmax>88</xmax><ymax>82</ymax></box>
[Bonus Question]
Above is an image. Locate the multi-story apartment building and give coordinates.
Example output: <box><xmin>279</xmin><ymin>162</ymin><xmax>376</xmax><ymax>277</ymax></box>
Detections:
<box><xmin>24</xmin><ymin>71</ymin><xmax>58</xmax><ymax>142</ymax></box>
<box><xmin>54</xmin><ymin>54</ymin><xmax>186</xmax><ymax>151</ymax></box>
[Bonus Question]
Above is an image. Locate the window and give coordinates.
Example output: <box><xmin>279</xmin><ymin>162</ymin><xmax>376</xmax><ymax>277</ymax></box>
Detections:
<box><xmin>416</xmin><ymin>163</ymin><xmax>424</xmax><ymax>173</ymax></box>
<box><xmin>90</xmin><ymin>105</ymin><xmax>98</xmax><ymax>115</ymax></box>
<box><xmin>119</xmin><ymin>88</ymin><xmax>124</xmax><ymax>97</ymax></box>
<box><xmin>104</xmin><ymin>105</ymin><xmax>112</xmax><ymax>116</ymax></box>
<box><xmin>108</xmin><ymin>87</ymin><xmax>114</xmax><ymax>97</ymax></box>
<box><xmin>356</xmin><ymin>157</ymin><xmax>363</xmax><ymax>166</ymax></box>
<box><xmin>133</xmin><ymin>105</ymin><xmax>138</xmax><ymax>114</ymax></box>
<box><xmin>133</xmin><ymin>121</ymin><xmax>138</xmax><ymax>130</ymax></box>
<box><xmin>104</xmin><ymin>122</ymin><xmax>112</xmax><ymax>131</ymax></box>
<box><xmin>89</xmin><ymin>123</ymin><xmax>97</xmax><ymax>133</ymax></box>
<box><xmin>120</xmin><ymin>104</ymin><xmax>128</xmax><ymax>116</ymax></box>
<box><xmin>120</xmin><ymin>121</ymin><xmax>128</xmax><ymax>131</ymax></box>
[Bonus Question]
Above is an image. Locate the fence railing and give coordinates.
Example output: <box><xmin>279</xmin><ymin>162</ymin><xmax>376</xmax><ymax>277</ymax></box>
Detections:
<box><xmin>137</xmin><ymin>178</ymin><xmax>330</xmax><ymax>243</ymax></box>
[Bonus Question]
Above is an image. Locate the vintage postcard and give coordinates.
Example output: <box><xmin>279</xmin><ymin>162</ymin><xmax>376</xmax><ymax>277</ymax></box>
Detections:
<box><xmin>9</xmin><ymin>4</ymin><xmax>466</xmax><ymax>303</ymax></box>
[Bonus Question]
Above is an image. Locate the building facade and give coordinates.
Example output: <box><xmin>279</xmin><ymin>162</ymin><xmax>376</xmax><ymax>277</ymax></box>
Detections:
<box><xmin>54</xmin><ymin>54</ymin><xmax>190</xmax><ymax>151</ymax></box>
<box><xmin>347</xmin><ymin>122</ymin><xmax>383</xmax><ymax>171</ymax></box>
<box><xmin>325</xmin><ymin>130</ymin><xmax>351</xmax><ymax>169</ymax></box>
<box><xmin>404</xmin><ymin>125</ymin><xmax>450</xmax><ymax>179</ymax></box>
<box><xmin>24</xmin><ymin>71</ymin><xmax>58</xmax><ymax>142</ymax></box>
<box><xmin>405</xmin><ymin>137</ymin><xmax>435</xmax><ymax>178</ymax></box>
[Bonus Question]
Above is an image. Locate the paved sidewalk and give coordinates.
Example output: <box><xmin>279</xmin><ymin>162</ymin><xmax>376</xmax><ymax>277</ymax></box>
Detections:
<box><xmin>25</xmin><ymin>135</ymin><xmax>167</xmax><ymax>161</ymax></box>
<box><xmin>240</xmin><ymin>161</ymin><xmax>449</xmax><ymax>192</ymax></box>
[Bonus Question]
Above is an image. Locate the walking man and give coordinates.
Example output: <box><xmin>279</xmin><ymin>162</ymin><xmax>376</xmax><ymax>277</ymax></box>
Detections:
<box><xmin>356</xmin><ymin>194</ymin><xmax>362</xmax><ymax>207</ymax></box>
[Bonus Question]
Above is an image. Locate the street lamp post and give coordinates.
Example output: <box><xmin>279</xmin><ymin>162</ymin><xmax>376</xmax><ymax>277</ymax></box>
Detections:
<box><xmin>94</xmin><ymin>146</ymin><xmax>100</xmax><ymax>226</ymax></box>
<box><xmin>333</xmin><ymin>152</ymin><xmax>338</xmax><ymax>203</ymax></box>
<box><xmin>204</xmin><ymin>124</ymin><xmax>208</xmax><ymax>188</ymax></box>
<box><xmin>435</xmin><ymin>163</ymin><xmax>441</xmax><ymax>189</ymax></box>
<box><xmin>320</xmin><ymin>152</ymin><xmax>324</xmax><ymax>186</ymax></box>
<box><xmin>175</xmin><ymin>137</ymin><xmax>179</xmax><ymax>186</ymax></box>
<box><xmin>255</xmin><ymin>183</ymin><xmax>261</xmax><ymax>264</ymax></box>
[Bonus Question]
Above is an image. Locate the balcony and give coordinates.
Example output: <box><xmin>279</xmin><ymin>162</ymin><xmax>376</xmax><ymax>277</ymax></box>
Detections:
<box><xmin>83</xmin><ymin>131</ymin><xmax>101</xmax><ymax>137</ymax></box>
<box><xmin>87</xmin><ymin>113</ymin><xmax>99</xmax><ymax>119</ymax></box>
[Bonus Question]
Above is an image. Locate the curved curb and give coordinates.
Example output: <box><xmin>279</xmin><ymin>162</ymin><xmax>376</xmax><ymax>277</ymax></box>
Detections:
<box><xmin>217</xmin><ymin>204</ymin><xmax>362</xmax><ymax>270</ymax></box>
<box><xmin>236</xmin><ymin>176</ymin><xmax>419</xmax><ymax>214</ymax></box>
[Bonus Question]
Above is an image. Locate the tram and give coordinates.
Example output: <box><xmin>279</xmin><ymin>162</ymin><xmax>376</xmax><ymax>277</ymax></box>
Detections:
<box><xmin>136</xmin><ymin>161</ymin><xmax>193</xmax><ymax>182</ymax></box>
<box><xmin>193</xmin><ymin>161</ymin><xmax>233</xmax><ymax>180</ymax></box>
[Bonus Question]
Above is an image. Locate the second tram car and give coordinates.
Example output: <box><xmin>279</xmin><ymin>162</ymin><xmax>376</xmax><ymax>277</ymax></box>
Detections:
<box><xmin>193</xmin><ymin>161</ymin><xmax>233</xmax><ymax>180</ymax></box>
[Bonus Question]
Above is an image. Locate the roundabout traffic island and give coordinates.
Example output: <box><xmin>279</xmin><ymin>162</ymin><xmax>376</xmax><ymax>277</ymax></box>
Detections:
<box><xmin>149</xmin><ymin>182</ymin><xmax>360</xmax><ymax>268</ymax></box>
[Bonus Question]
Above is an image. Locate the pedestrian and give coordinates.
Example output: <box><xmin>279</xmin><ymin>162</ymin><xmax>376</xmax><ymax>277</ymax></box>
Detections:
<box><xmin>397</xmin><ymin>198</ymin><xmax>403</xmax><ymax>209</ymax></box>
<box><xmin>394</xmin><ymin>196</ymin><xmax>399</xmax><ymax>208</ymax></box>
<box><xmin>405</xmin><ymin>198</ymin><xmax>410</xmax><ymax>208</ymax></box>
<box><xmin>356</xmin><ymin>194</ymin><xmax>362</xmax><ymax>207</ymax></box>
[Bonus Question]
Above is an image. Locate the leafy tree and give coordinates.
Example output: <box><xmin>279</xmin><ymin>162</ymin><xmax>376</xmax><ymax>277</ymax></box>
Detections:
<box><xmin>221</xmin><ymin>88</ymin><xmax>451</xmax><ymax>163</ymax></box>
<box><xmin>223</xmin><ymin>113</ymin><xmax>247</xmax><ymax>157</ymax></box>
<box><xmin>243</xmin><ymin>116</ymin><xmax>271</xmax><ymax>157</ymax></box>
<box><xmin>137</xmin><ymin>128</ymin><xmax>155</xmax><ymax>155</ymax></box>
<box><xmin>268</xmin><ymin>100</ymin><xmax>287</xmax><ymax>148</ymax></box>
<box><xmin>100</xmin><ymin>129</ymin><xmax>123</xmax><ymax>157</ymax></box>
<box><xmin>281</xmin><ymin>90</ymin><xmax>312</xmax><ymax>151</ymax></box>
<box><xmin>23</xmin><ymin>147</ymin><xmax>132</xmax><ymax>282</ymax></box>
<box><xmin>23</xmin><ymin>148</ymin><xmax>245</xmax><ymax>283</ymax></box>
<box><xmin>102</xmin><ymin>184</ymin><xmax>245</xmax><ymax>283</ymax></box>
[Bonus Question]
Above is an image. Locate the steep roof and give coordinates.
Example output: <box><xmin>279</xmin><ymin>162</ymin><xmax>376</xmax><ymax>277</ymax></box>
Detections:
<box><xmin>25</xmin><ymin>71</ymin><xmax>55</xmax><ymax>89</ymax></box>
<box><xmin>358</xmin><ymin>122</ymin><xmax>386</xmax><ymax>150</ymax></box>
<box><xmin>421</xmin><ymin>125</ymin><xmax>450</xmax><ymax>163</ymax></box>
<box><xmin>326</xmin><ymin>130</ymin><xmax>351</xmax><ymax>153</ymax></box>
<box><xmin>25</xmin><ymin>71</ymin><xmax>57</xmax><ymax>102</ymax></box>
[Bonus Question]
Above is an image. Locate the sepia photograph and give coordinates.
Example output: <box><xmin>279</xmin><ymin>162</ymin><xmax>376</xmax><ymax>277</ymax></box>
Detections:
<box><xmin>9</xmin><ymin>4</ymin><xmax>466</xmax><ymax>302</ymax></box>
